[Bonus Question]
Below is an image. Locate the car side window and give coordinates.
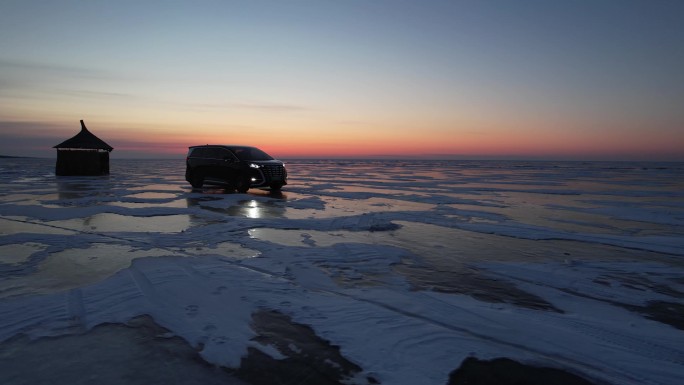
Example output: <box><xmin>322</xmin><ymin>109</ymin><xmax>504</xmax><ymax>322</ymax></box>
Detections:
<box><xmin>218</xmin><ymin>148</ymin><xmax>237</xmax><ymax>161</ymax></box>
<box><xmin>191</xmin><ymin>148</ymin><xmax>207</xmax><ymax>158</ymax></box>
<box><xmin>204</xmin><ymin>148</ymin><xmax>220</xmax><ymax>159</ymax></box>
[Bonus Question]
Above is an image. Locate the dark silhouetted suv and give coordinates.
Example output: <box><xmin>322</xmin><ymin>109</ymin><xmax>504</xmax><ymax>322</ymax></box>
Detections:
<box><xmin>185</xmin><ymin>145</ymin><xmax>287</xmax><ymax>192</ymax></box>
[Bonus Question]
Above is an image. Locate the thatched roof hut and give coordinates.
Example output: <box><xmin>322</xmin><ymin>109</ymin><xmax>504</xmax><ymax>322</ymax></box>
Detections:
<box><xmin>54</xmin><ymin>120</ymin><xmax>114</xmax><ymax>176</ymax></box>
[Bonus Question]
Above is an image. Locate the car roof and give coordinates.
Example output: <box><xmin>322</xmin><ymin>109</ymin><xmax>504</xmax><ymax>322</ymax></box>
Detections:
<box><xmin>189</xmin><ymin>145</ymin><xmax>256</xmax><ymax>149</ymax></box>
<box><xmin>188</xmin><ymin>144</ymin><xmax>254</xmax><ymax>148</ymax></box>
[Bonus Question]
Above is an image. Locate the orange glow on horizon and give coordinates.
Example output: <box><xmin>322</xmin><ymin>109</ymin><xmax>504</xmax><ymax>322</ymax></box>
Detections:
<box><xmin>27</xmin><ymin>116</ymin><xmax>681</xmax><ymax>161</ymax></box>
<box><xmin>104</xmin><ymin>127</ymin><xmax>683</xmax><ymax>161</ymax></box>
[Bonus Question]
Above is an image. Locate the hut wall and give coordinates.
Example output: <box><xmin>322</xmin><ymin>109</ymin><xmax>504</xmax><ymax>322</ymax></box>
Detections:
<box><xmin>55</xmin><ymin>150</ymin><xmax>110</xmax><ymax>176</ymax></box>
<box><xmin>100</xmin><ymin>151</ymin><xmax>110</xmax><ymax>174</ymax></box>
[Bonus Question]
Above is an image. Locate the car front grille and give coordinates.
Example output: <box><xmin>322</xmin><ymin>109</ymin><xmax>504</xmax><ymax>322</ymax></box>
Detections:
<box><xmin>261</xmin><ymin>165</ymin><xmax>286</xmax><ymax>180</ymax></box>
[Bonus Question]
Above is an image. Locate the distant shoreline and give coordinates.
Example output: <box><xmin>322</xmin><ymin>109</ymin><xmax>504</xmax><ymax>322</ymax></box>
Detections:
<box><xmin>1</xmin><ymin>155</ymin><xmax>682</xmax><ymax>164</ymax></box>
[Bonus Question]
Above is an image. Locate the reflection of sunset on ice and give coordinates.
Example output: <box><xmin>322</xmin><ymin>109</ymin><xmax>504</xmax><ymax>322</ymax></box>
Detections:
<box><xmin>1</xmin><ymin>158</ymin><xmax>683</xmax><ymax>385</ymax></box>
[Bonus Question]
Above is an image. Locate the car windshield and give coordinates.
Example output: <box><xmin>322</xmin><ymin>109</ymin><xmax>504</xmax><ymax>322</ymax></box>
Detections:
<box><xmin>232</xmin><ymin>147</ymin><xmax>274</xmax><ymax>161</ymax></box>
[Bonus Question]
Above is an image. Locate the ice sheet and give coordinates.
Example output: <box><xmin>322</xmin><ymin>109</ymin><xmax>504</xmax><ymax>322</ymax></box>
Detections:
<box><xmin>1</xmin><ymin>158</ymin><xmax>683</xmax><ymax>385</ymax></box>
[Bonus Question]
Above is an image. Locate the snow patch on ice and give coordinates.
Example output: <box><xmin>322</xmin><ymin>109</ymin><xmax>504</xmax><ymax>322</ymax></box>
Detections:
<box><xmin>2</xmin><ymin>158</ymin><xmax>683</xmax><ymax>385</ymax></box>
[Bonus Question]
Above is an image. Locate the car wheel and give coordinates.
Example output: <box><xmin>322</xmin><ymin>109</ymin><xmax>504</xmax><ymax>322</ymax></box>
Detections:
<box><xmin>269</xmin><ymin>183</ymin><xmax>283</xmax><ymax>191</ymax></box>
<box><xmin>235</xmin><ymin>175</ymin><xmax>250</xmax><ymax>193</ymax></box>
<box><xmin>190</xmin><ymin>173</ymin><xmax>204</xmax><ymax>188</ymax></box>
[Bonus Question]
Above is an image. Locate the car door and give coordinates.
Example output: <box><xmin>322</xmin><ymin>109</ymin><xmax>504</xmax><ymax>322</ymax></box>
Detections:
<box><xmin>190</xmin><ymin>147</ymin><xmax>211</xmax><ymax>176</ymax></box>
<box><xmin>216</xmin><ymin>148</ymin><xmax>239</xmax><ymax>182</ymax></box>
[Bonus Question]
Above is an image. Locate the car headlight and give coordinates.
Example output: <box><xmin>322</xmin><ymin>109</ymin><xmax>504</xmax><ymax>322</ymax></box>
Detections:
<box><xmin>249</xmin><ymin>163</ymin><xmax>260</xmax><ymax>169</ymax></box>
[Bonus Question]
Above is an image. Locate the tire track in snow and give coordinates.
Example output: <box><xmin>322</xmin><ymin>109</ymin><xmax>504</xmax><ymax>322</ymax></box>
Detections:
<box><xmin>564</xmin><ymin>317</ymin><xmax>684</xmax><ymax>364</ymax></box>
<box><xmin>483</xmin><ymin>268</ymin><xmax>684</xmax><ymax>364</ymax></box>
<box><xmin>317</xmin><ymin>288</ymin><xmax>649</xmax><ymax>385</ymax></box>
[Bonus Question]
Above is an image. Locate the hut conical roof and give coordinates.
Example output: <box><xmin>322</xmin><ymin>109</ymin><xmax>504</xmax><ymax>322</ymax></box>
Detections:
<box><xmin>53</xmin><ymin>120</ymin><xmax>113</xmax><ymax>151</ymax></box>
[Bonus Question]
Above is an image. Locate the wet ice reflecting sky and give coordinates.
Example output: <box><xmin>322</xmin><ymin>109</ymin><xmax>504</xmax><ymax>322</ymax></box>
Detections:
<box><xmin>1</xmin><ymin>158</ymin><xmax>683</xmax><ymax>296</ymax></box>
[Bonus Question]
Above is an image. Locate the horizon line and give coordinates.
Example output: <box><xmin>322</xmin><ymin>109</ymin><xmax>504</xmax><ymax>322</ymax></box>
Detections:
<box><xmin>3</xmin><ymin>154</ymin><xmax>683</xmax><ymax>163</ymax></box>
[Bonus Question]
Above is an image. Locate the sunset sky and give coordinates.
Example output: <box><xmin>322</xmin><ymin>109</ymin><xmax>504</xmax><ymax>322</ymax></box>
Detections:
<box><xmin>1</xmin><ymin>0</ymin><xmax>683</xmax><ymax>160</ymax></box>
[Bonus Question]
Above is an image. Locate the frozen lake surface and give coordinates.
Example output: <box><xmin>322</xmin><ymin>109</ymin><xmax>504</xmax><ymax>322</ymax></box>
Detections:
<box><xmin>1</xmin><ymin>158</ymin><xmax>683</xmax><ymax>384</ymax></box>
